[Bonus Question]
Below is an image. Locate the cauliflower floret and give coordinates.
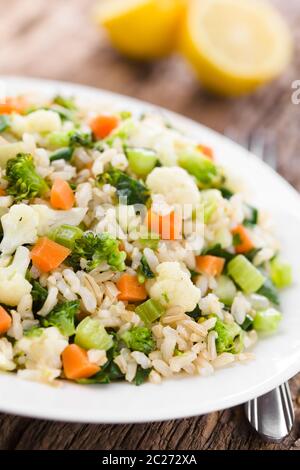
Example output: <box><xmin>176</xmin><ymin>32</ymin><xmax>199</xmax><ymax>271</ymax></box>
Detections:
<box><xmin>0</xmin><ymin>338</ymin><xmax>16</xmax><ymax>371</ymax></box>
<box><xmin>0</xmin><ymin>246</ymin><xmax>32</xmax><ymax>306</ymax></box>
<box><xmin>146</xmin><ymin>167</ymin><xmax>200</xmax><ymax>218</ymax></box>
<box><xmin>0</xmin><ymin>204</ymin><xmax>39</xmax><ymax>254</ymax></box>
<box><xmin>26</xmin><ymin>110</ymin><xmax>61</xmax><ymax>134</ymax></box>
<box><xmin>32</xmin><ymin>204</ymin><xmax>87</xmax><ymax>236</ymax></box>
<box><xmin>148</xmin><ymin>261</ymin><xmax>200</xmax><ymax>312</ymax></box>
<box><xmin>10</xmin><ymin>110</ymin><xmax>61</xmax><ymax>137</ymax></box>
<box><xmin>14</xmin><ymin>327</ymin><xmax>68</xmax><ymax>381</ymax></box>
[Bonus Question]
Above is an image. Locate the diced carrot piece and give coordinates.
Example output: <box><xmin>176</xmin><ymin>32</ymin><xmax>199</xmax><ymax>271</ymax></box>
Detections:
<box><xmin>62</xmin><ymin>344</ymin><xmax>100</xmax><ymax>380</ymax></box>
<box><xmin>232</xmin><ymin>225</ymin><xmax>254</xmax><ymax>254</ymax></box>
<box><xmin>196</xmin><ymin>255</ymin><xmax>225</xmax><ymax>277</ymax></box>
<box><xmin>0</xmin><ymin>188</ymin><xmax>6</xmax><ymax>196</ymax></box>
<box><xmin>117</xmin><ymin>274</ymin><xmax>147</xmax><ymax>302</ymax></box>
<box><xmin>146</xmin><ymin>210</ymin><xmax>181</xmax><ymax>241</ymax></box>
<box><xmin>31</xmin><ymin>237</ymin><xmax>71</xmax><ymax>273</ymax></box>
<box><xmin>197</xmin><ymin>144</ymin><xmax>214</xmax><ymax>160</ymax></box>
<box><xmin>0</xmin><ymin>97</ymin><xmax>27</xmax><ymax>115</ymax></box>
<box><xmin>0</xmin><ymin>306</ymin><xmax>12</xmax><ymax>334</ymax></box>
<box><xmin>50</xmin><ymin>178</ymin><xmax>75</xmax><ymax>210</ymax></box>
<box><xmin>90</xmin><ymin>115</ymin><xmax>119</xmax><ymax>139</ymax></box>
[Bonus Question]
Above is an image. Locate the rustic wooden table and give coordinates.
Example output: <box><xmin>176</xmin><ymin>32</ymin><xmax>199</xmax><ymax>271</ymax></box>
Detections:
<box><xmin>0</xmin><ymin>0</ymin><xmax>299</xmax><ymax>451</ymax></box>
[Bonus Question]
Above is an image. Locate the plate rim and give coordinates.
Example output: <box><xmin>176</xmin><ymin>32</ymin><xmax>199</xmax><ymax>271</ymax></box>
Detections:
<box><xmin>0</xmin><ymin>75</ymin><xmax>299</xmax><ymax>424</ymax></box>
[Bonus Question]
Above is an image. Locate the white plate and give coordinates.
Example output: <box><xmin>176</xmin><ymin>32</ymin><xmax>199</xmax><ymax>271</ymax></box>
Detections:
<box><xmin>0</xmin><ymin>76</ymin><xmax>299</xmax><ymax>424</ymax></box>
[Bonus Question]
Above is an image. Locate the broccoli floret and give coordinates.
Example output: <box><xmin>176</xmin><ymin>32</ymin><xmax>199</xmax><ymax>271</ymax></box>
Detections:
<box><xmin>214</xmin><ymin>317</ymin><xmax>243</xmax><ymax>354</ymax></box>
<box><xmin>121</xmin><ymin>327</ymin><xmax>155</xmax><ymax>355</ymax></box>
<box><xmin>99</xmin><ymin>167</ymin><xmax>150</xmax><ymax>205</ymax></box>
<box><xmin>5</xmin><ymin>153</ymin><xmax>49</xmax><ymax>201</ymax></box>
<box><xmin>69</xmin><ymin>130</ymin><xmax>93</xmax><ymax>148</ymax></box>
<box><xmin>41</xmin><ymin>300</ymin><xmax>80</xmax><ymax>337</ymax></box>
<box><xmin>68</xmin><ymin>231</ymin><xmax>126</xmax><ymax>272</ymax></box>
<box><xmin>31</xmin><ymin>280</ymin><xmax>48</xmax><ymax>312</ymax></box>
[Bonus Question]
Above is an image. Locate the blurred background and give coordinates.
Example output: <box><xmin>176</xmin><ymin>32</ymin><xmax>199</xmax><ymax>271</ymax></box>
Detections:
<box><xmin>0</xmin><ymin>0</ymin><xmax>299</xmax><ymax>178</ymax></box>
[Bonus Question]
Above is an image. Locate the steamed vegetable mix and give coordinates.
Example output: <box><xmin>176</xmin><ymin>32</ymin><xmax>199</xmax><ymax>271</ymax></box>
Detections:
<box><xmin>0</xmin><ymin>93</ymin><xmax>292</xmax><ymax>387</ymax></box>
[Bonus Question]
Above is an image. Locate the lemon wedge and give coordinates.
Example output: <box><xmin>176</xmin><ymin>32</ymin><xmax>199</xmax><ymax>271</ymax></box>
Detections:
<box><xmin>180</xmin><ymin>0</ymin><xmax>292</xmax><ymax>96</ymax></box>
<box><xmin>95</xmin><ymin>0</ymin><xmax>185</xmax><ymax>60</ymax></box>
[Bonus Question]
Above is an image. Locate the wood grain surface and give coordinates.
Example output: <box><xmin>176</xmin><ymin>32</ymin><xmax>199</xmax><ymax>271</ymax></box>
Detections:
<box><xmin>0</xmin><ymin>0</ymin><xmax>299</xmax><ymax>451</ymax></box>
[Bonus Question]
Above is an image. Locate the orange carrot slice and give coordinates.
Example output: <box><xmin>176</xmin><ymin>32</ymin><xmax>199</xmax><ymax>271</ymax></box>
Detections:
<box><xmin>62</xmin><ymin>344</ymin><xmax>100</xmax><ymax>380</ymax></box>
<box><xmin>117</xmin><ymin>274</ymin><xmax>147</xmax><ymax>302</ymax></box>
<box><xmin>196</xmin><ymin>255</ymin><xmax>225</xmax><ymax>277</ymax></box>
<box><xmin>232</xmin><ymin>225</ymin><xmax>254</xmax><ymax>254</ymax></box>
<box><xmin>31</xmin><ymin>237</ymin><xmax>71</xmax><ymax>273</ymax></box>
<box><xmin>90</xmin><ymin>115</ymin><xmax>119</xmax><ymax>139</ymax></box>
<box><xmin>0</xmin><ymin>306</ymin><xmax>12</xmax><ymax>334</ymax></box>
<box><xmin>50</xmin><ymin>178</ymin><xmax>75</xmax><ymax>210</ymax></box>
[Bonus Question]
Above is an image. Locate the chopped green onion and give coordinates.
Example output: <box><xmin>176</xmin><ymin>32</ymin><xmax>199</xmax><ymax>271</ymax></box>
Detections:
<box><xmin>227</xmin><ymin>255</ymin><xmax>265</xmax><ymax>294</ymax></box>
<box><xmin>257</xmin><ymin>279</ymin><xmax>280</xmax><ymax>306</ymax></box>
<box><xmin>270</xmin><ymin>257</ymin><xmax>292</xmax><ymax>289</ymax></box>
<box><xmin>241</xmin><ymin>314</ymin><xmax>254</xmax><ymax>331</ymax></box>
<box><xmin>135</xmin><ymin>299</ymin><xmax>165</xmax><ymax>326</ymax></box>
<box><xmin>75</xmin><ymin>317</ymin><xmax>113</xmax><ymax>351</ymax></box>
<box><xmin>253</xmin><ymin>308</ymin><xmax>282</xmax><ymax>333</ymax></box>
<box><xmin>48</xmin><ymin>224</ymin><xmax>83</xmax><ymax>250</ymax></box>
<box><xmin>213</xmin><ymin>275</ymin><xmax>237</xmax><ymax>306</ymax></box>
<box><xmin>126</xmin><ymin>147</ymin><xmax>158</xmax><ymax>177</ymax></box>
<box><xmin>49</xmin><ymin>147</ymin><xmax>73</xmax><ymax>162</ymax></box>
<box><xmin>0</xmin><ymin>115</ymin><xmax>10</xmax><ymax>132</ymax></box>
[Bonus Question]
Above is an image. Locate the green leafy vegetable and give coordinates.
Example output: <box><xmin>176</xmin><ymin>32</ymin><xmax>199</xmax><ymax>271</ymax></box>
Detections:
<box><xmin>244</xmin><ymin>205</ymin><xmax>258</xmax><ymax>227</ymax></box>
<box><xmin>134</xmin><ymin>366</ymin><xmax>152</xmax><ymax>386</ymax></box>
<box><xmin>68</xmin><ymin>231</ymin><xmax>126</xmax><ymax>272</ymax></box>
<box><xmin>75</xmin><ymin>317</ymin><xmax>114</xmax><ymax>351</ymax></box>
<box><xmin>120</xmin><ymin>327</ymin><xmax>155</xmax><ymax>355</ymax></box>
<box><xmin>187</xmin><ymin>305</ymin><xmax>202</xmax><ymax>321</ymax></box>
<box><xmin>203</xmin><ymin>244</ymin><xmax>234</xmax><ymax>263</ymax></box>
<box><xmin>49</xmin><ymin>147</ymin><xmax>73</xmax><ymax>162</ymax></box>
<box><xmin>270</xmin><ymin>257</ymin><xmax>292</xmax><ymax>289</ymax></box>
<box><xmin>31</xmin><ymin>280</ymin><xmax>48</xmax><ymax>312</ymax></box>
<box><xmin>41</xmin><ymin>300</ymin><xmax>80</xmax><ymax>337</ymax></box>
<box><xmin>48</xmin><ymin>224</ymin><xmax>84</xmax><ymax>250</ymax></box>
<box><xmin>138</xmin><ymin>255</ymin><xmax>154</xmax><ymax>281</ymax></box>
<box><xmin>220</xmin><ymin>187</ymin><xmax>234</xmax><ymax>199</ymax></box>
<box><xmin>5</xmin><ymin>153</ymin><xmax>49</xmax><ymax>201</ymax></box>
<box><xmin>0</xmin><ymin>115</ymin><xmax>10</xmax><ymax>132</ymax></box>
<box><xmin>77</xmin><ymin>344</ymin><xmax>124</xmax><ymax>384</ymax></box>
<box><xmin>214</xmin><ymin>317</ymin><xmax>243</xmax><ymax>354</ymax></box>
<box><xmin>253</xmin><ymin>308</ymin><xmax>282</xmax><ymax>333</ymax></box>
<box><xmin>98</xmin><ymin>167</ymin><xmax>150</xmax><ymax>205</ymax></box>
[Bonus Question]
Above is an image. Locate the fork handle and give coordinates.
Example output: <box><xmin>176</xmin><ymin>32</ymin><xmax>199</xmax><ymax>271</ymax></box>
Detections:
<box><xmin>245</xmin><ymin>382</ymin><xmax>294</xmax><ymax>442</ymax></box>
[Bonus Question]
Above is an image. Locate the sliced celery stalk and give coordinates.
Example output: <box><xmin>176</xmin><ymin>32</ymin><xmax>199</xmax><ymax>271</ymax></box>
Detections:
<box><xmin>47</xmin><ymin>131</ymin><xmax>70</xmax><ymax>149</ymax></box>
<box><xmin>213</xmin><ymin>275</ymin><xmax>237</xmax><ymax>306</ymax></box>
<box><xmin>135</xmin><ymin>299</ymin><xmax>165</xmax><ymax>326</ymax></box>
<box><xmin>227</xmin><ymin>255</ymin><xmax>265</xmax><ymax>294</ymax></box>
<box><xmin>75</xmin><ymin>317</ymin><xmax>113</xmax><ymax>351</ymax></box>
<box><xmin>48</xmin><ymin>224</ymin><xmax>83</xmax><ymax>250</ymax></box>
<box><xmin>270</xmin><ymin>257</ymin><xmax>292</xmax><ymax>289</ymax></box>
<box><xmin>126</xmin><ymin>147</ymin><xmax>158</xmax><ymax>177</ymax></box>
<box><xmin>253</xmin><ymin>308</ymin><xmax>282</xmax><ymax>333</ymax></box>
<box><xmin>178</xmin><ymin>149</ymin><xmax>218</xmax><ymax>187</ymax></box>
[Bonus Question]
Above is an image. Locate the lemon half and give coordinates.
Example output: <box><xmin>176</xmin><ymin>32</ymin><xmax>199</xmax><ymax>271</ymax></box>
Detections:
<box><xmin>180</xmin><ymin>0</ymin><xmax>292</xmax><ymax>96</ymax></box>
<box><xmin>95</xmin><ymin>0</ymin><xmax>185</xmax><ymax>60</ymax></box>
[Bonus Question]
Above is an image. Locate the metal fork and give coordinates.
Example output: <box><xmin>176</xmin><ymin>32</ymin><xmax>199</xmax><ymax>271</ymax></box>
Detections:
<box><xmin>225</xmin><ymin>128</ymin><xmax>295</xmax><ymax>442</ymax></box>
